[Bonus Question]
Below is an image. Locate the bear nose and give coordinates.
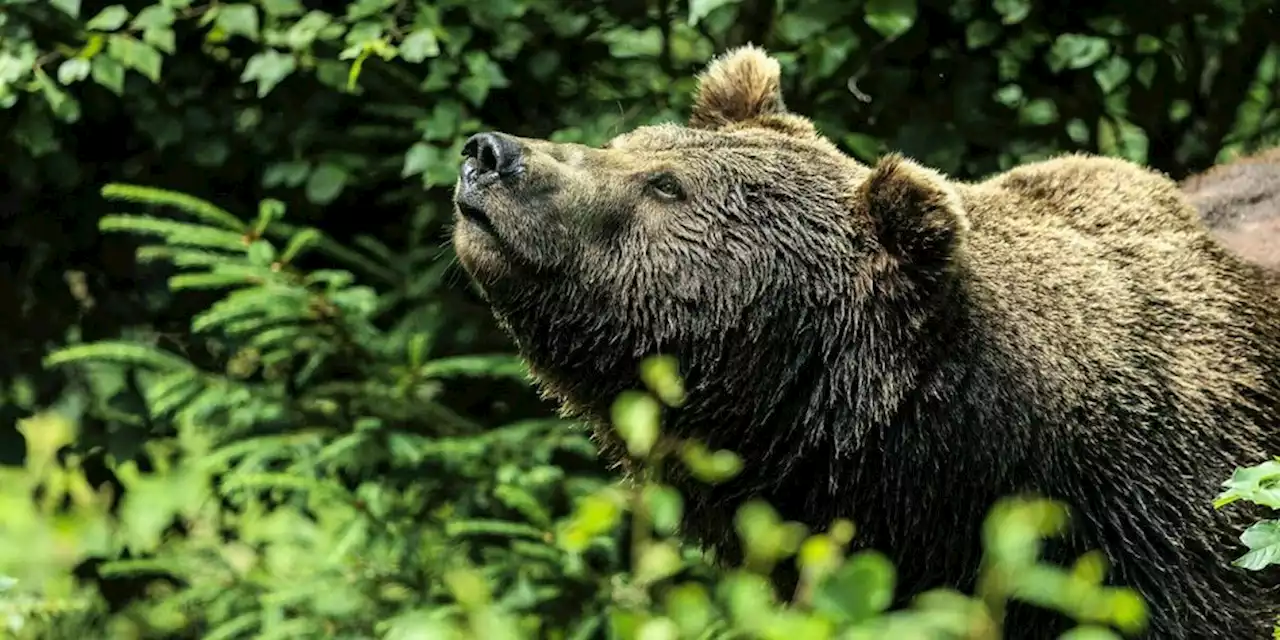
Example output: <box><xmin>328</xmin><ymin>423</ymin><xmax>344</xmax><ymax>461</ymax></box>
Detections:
<box><xmin>462</xmin><ymin>132</ymin><xmax>523</xmax><ymax>183</ymax></box>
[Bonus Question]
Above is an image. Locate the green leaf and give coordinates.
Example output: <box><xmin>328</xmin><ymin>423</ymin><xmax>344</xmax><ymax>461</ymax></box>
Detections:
<box><xmin>1093</xmin><ymin>57</ymin><xmax>1131</xmax><ymax>93</ymax></box>
<box><xmin>305</xmin><ymin>163</ymin><xmax>349</xmax><ymax>204</ymax></box>
<box><xmin>994</xmin><ymin>84</ymin><xmax>1024</xmax><ymax>107</ymax></box>
<box><xmin>131</xmin><ymin>4</ymin><xmax>175</xmax><ymax>29</ymax></box>
<box><xmin>992</xmin><ymin>0</ymin><xmax>1031</xmax><ymax>24</ymax></box>
<box><xmin>664</xmin><ymin>584</ymin><xmax>712</xmax><ymax>637</ymax></box>
<box><xmin>1058</xmin><ymin>627</ymin><xmax>1125</xmax><ymax>640</ymax></box>
<box><xmin>402</xmin><ymin>142</ymin><xmax>435</xmax><ymax>178</ymax></box>
<box><xmin>51</xmin><ymin>0</ymin><xmax>81</xmax><ymax>17</ymax></box>
<box><xmin>107</xmin><ymin>35</ymin><xmax>163</xmax><ymax>83</ymax></box>
<box><xmin>1216</xmin><ymin>459</ymin><xmax>1280</xmax><ymax>509</ymax></box>
<box><xmin>1135</xmin><ymin>58</ymin><xmax>1156</xmax><ymax>87</ymax></box>
<box><xmin>643</xmin><ymin>485</ymin><xmax>684</xmax><ymax>536</ymax></box>
<box><xmin>215</xmin><ymin>4</ymin><xmax>261</xmax><ymax>40</ymax></box>
<box><xmin>241</xmin><ymin>50</ymin><xmax>296</xmax><ymax>97</ymax></box>
<box><xmin>399</xmin><ymin>29</ymin><xmax>441</xmax><ymax>63</ymax></box>
<box><xmin>1066</xmin><ymin>118</ymin><xmax>1090</xmax><ymax>144</ymax></box>
<box><xmin>863</xmin><ymin>0</ymin><xmax>917</xmax><ymax>40</ymax></box>
<box><xmin>90</xmin><ymin>55</ymin><xmax>125</xmax><ymax>95</ymax></box>
<box><xmin>680</xmin><ymin>441</ymin><xmax>743</xmax><ymax>484</ymax></box>
<box><xmin>57</xmin><ymin>58</ymin><xmax>91</xmax><ymax>84</ymax></box>
<box><xmin>635</xmin><ymin>542</ymin><xmax>684</xmax><ymax>585</ymax></box>
<box><xmin>600</xmin><ymin>27</ymin><xmax>664</xmax><ymax>59</ymax></box>
<box><xmin>261</xmin><ymin>0</ymin><xmax>305</xmax><ymax>16</ymax></box>
<box><xmin>1047</xmin><ymin>34</ymin><xmax>1110</xmax><ymax>72</ymax></box>
<box><xmin>688</xmin><ymin>0</ymin><xmax>739</xmax><ymax>25</ymax></box>
<box><xmin>1018</xmin><ymin>98</ymin><xmax>1058</xmax><ymax>126</ymax></box>
<box><xmin>965</xmin><ymin>20</ymin><xmax>1000</xmax><ymax>49</ymax></box>
<box><xmin>1135</xmin><ymin>35</ymin><xmax>1162</xmax><ymax>54</ymax></box>
<box><xmin>812</xmin><ymin>551</ymin><xmax>897</xmax><ymax>624</ymax></box>
<box><xmin>612</xmin><ymin>391</ymin><xmax>661</xmax><ymax>457</ymax></box>
<box><xmin>640</xmin><ymin>355</ymin><xmax>685</xmax><ymax>407</ymax></box>
<box><xmin>86</xmin><ymin>5</ymin><xmax>130</xmax><ymax>31</ymax></box>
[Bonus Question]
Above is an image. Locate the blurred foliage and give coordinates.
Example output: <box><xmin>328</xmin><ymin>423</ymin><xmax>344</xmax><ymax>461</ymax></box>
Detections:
<box><xmin>1</xmin><ymin>0</ymin><xmax>1278</xmax><ymax>637</ymax></box>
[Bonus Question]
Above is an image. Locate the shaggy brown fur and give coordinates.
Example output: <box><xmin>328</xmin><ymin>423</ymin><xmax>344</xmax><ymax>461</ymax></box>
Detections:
<box><xmin>1183</xmin><ymin>147</ymin><xmax>1280</xmax><ymax>273</ymax></box>
<box><xmin>452</xmin><ymin>46</ymin><xmax>1280</xmax><ymax>639</ymax></box>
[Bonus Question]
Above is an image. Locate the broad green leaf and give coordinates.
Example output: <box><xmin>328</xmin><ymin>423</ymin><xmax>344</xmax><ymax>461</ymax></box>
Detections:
<box><xmin>600</xmin><ymin>27</ymin><xmax>664</xmax><ymax>59</ymax></box>
<box><xmin>664</xmin><ymin>584</ymin><xmax>711</xmax><ymax>636</ymax></box>
<box><xmin>86</xmin><ymin>5</ymin><xmax>130</xmax><ymax>31</ymax></box>
<box><xmin>642</xmin><ymin>484</ymin><xmax>684</xmax><ymax>536</ymax></box>
<box><xmin>57</xmin><ymin>58</ymin><xmax>91</xmax><ymax>84</ymax></box>
<box><xmin>635</xmin><ymin>617</ymin><xmax>680</xmax><ymax>640</ymax></box>
<box><xmin>965</xmin><ymin>21</ymin><xmax>1000</xmax><ymax>49</ymax></box>
<box><xmin>635</xmin><ymin>542</ymin><xmax>683</xmax><ymax>585</ymax></box>
<box><xmin>992</xmin><ymin>0</ymin><xmax>1031</xmax><ymax>24</ymax></box>
<box><xmin>1093</xmin><ymin>56</ymin><xmax>1131</xmax><ymax>93</ymax></box>
<box><xmin>399</xmin><ymin>29</ymin><xmax>441</xmax><ymax>62</ymax></box>
<box><xmin>1058</xmin><ymin>627</ymin><xmax>1125</xmax><ymax>640</ymax></box>
<box><xmin>305</xmin><ymin>163</ymin><xmax>349</xmax><ymax>204</ymax></box>
<box><xmin>640</xmin><ymin>355</ymin><xmax>685</xmax><ymax>407</ymax></box>
<box><xmin>811</xmin><ymin>551</ymin><xmax>897</xmax><ymax>624</ymax></box>
<box><xmin>863</xmin><ymin>0</ymin><xmax>917</xmax><ymax>40</ymax></box>
<box><xmin>402</xmin><ymin>142</ymin><xmax>435</xmax><ymax>178</ymax></box>
<box><xmin>261</xmin><ymin>0</ymin><xmax>305</xmax><ymax>16</ymax></box>
<box><xmin>215</xmin><ymin>4</ymin><xmax>261</xmax><ymax>40</ymax></box>
<box><xmin>131</xmin><ymin>4</ymin><xmax>175</xmax><ymax>29</ymax></box>
<box><xmin>241</xmin><ymin>50</ymin><xmax>297</xmax><ymax>97</ymax></box>
<box><xmin>688</xmin><ymin>0</ymin><xmax>738</xmax><ymax>25</ymax></box>
<box><xmin>51</xmin><ymin>0</ymin><xmax>81</xmax><ymax>17</ymax></box>
<box><xmin>611</xmin><ymin>390</ymin><xmax>661</xmax><ymax>457</ymax></box>
<box><xmin>1216</xmin><ymin>459</ymin><xmax>1280</xmax><ymax>509</ymax></box>
<box><xmin>107</xmin><ymin>35</ymin><xmax>163</xmax><ymax>83</ymax></box>
<box><xmin>1047</xmin><ymin>34</ymin><xmax>1110</xmax><ymax>72</ymax></box>
<box><xmin>1019</xmin><ymin>98</ymin><xmax>1059</xmax><ymax>125</ymax></box>
<box><xmin>90</xmin><ymin>55</ymin><xmax>125</xmax><ymax>94</ymax></box>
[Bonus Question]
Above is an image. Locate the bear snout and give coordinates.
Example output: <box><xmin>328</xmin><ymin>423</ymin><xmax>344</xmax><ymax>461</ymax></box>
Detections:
<box><xmin>459</xmin><ymin>131</ymin><xmax>525</xmax><ymax>194</ymax></box>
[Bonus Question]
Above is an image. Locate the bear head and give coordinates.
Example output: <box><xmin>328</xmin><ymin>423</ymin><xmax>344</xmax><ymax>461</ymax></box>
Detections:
<box><xmin>450</xmin><ymin>46</ymin><xmax>969</xmax><ymax>485</ymax></box>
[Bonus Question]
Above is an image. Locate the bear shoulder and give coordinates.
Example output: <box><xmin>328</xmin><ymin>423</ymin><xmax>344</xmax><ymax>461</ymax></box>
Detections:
<box><xmin>964</xmin><ymin>152</ymin><xmax>1201</xmax><ymax>235</ymax></box>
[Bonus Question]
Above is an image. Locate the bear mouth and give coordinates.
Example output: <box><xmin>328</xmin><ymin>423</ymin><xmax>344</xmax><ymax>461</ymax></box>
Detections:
<box><xmin>456</xmin><ymin>199</ymin><xmax>497</xmax><ymax>237</ymax></box>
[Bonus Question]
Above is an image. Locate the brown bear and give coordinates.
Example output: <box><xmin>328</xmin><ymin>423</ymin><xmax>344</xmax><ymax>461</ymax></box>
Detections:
<box><xmin>451</xmin><ymin>46</ymin><xmax>1280</xmax><ymax>638</ymax></box>
<box><xmin>1183</xmin><ymin>147</ymin><xmax>1280</xmax><ymax>275</ymax></box>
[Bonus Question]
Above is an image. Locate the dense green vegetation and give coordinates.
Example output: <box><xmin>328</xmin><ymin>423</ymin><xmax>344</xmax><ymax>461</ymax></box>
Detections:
<box><xmin>1</xmin><ymin>0</ymin><xmax>1278</xmax><ymax>637</ymax></box>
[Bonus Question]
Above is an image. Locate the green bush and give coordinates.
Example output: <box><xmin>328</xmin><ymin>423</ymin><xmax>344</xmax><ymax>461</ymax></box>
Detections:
<box><xmin>0</xmin><ymin>186</ymin><xmax>1154</xmax><ymax>639</ymax></box>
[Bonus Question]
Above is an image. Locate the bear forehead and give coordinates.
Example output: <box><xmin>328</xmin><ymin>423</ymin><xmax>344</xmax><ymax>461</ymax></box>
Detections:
<box><xmin>606</xmin><ymin>122</ymin><xmax>834</xmax><ymax>157</ymax></box>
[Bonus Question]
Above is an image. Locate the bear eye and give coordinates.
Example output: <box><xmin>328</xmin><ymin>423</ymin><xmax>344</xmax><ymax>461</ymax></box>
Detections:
<box><xmin>646</xmin><ymin>172</ymin><xmax>685</xmax><ymax>201</ymax></box>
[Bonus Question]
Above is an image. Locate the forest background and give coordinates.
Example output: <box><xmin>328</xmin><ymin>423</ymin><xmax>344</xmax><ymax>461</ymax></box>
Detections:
<box><xmin>1</xmin><ymin>0</ymin><xmax>1279</xmax><ymax>637</ymax></box>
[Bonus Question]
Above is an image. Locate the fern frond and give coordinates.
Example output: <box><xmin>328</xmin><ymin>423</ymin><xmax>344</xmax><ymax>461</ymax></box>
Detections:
<box><xmin>100</xmin><ymin>214</ymin><xmax>248</xmax><ymax>253</ymax></box>
<box><xmin>101</xmin><ymin>183</ymin><xmax>247</xmax><ymax>232</ymax></box>
<box><xmin>418</xmin><ymin>355</ymin><xmax>530</xmax><ymax>381</ymax></box>
<box><xmin>44</xmin><ymin>341</ymin><xmax>196</xmax><ymax>372</ymax></box>
<box><xmin>144</xmin><ymin>373</ymin><xmax>205</xmax><ymax>418</ymax></box>
<box><xmin>137</xmin><ymin>246</ymin><xmax>247</xmax><ymax>268</ymax></box>
<box><xmin>201</xmin><ymin>612</ymin><xmax>261</xmax><ymax>640</ymax></box>
<box><xmin>279</xmin><ymin>228</ymin><xmax>322</xmax><ymax>265</ymax></box>
<box><xmin>97</xmin><ymin>558</ymin><xmax>190</xmax><ymax>579</ymax></box>
<box><xmin>169</xmin><ymin>273</ymin><xmax>256</xmax><ymax>291</ymax></box>
<box><xmin>268</xmin><ymin>222</ymin><xmax>399</xmax><ymax>283</ymax></box>
<box><xmin>191</xmin><ymin>287</ymin><xmax>311</xmax><ymax>333</ymax></box>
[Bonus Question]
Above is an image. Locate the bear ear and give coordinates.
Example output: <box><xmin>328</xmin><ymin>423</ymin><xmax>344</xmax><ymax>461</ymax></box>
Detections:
<box><xmin>690</xmin><ymin>45</ymin><xmax>789</xmax><ymax>130</ymax></box>
<box><xmin>858</xmin><ymin>153</ymin><xmax>969</xmax><ymax>269</ymax></box>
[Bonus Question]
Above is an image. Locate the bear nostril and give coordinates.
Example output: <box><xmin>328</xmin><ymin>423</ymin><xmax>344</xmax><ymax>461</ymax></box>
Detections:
<box><xmin>479</xmin><ymin>144</ymin><xmax>498</xmax><ymax>173</ymax></box>
<box><xmin>462</xmin><ymin>132</ymin><xmax>523</xmax><ymax>179</ymax></box>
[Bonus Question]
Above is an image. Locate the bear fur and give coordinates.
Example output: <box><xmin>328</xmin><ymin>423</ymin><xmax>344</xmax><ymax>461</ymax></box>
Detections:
<box><xmin>1183</xmin><ymin>147</ymin><xmax>1280</xmax><ymax>274</ymax></box>
<box><xmin>451</xmin><ymin>46</ymin><xmax>1280</xmax><ymax>638</ymax></box>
